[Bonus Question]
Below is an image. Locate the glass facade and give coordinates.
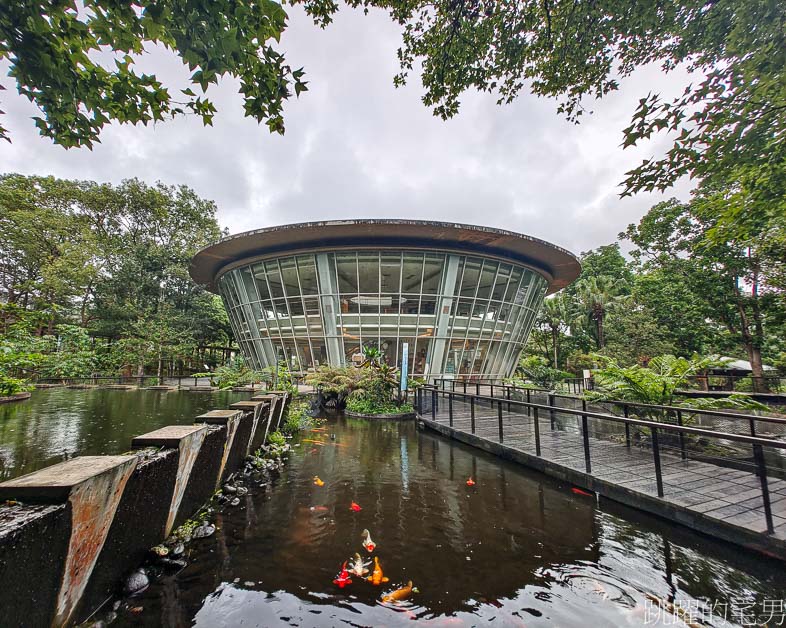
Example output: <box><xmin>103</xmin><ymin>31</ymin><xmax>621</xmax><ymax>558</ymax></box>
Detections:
<box><xmin>218</xmin><ymin>250</ymin><xmax>548</xmax><ymax>381</ymax></box>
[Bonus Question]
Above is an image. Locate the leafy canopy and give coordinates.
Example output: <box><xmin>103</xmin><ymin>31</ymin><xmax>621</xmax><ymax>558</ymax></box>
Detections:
<box><xmin>0</xmin><ymin>0</ymin><xmax>308</xmax><ymax>147</ymax></box>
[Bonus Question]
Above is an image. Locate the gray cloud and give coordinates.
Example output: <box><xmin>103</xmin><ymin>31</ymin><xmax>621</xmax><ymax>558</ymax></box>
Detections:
<box><xmin>0</xmin><ymin>6</ymin><xmax>693</xmax><ymax>257</ymax></box>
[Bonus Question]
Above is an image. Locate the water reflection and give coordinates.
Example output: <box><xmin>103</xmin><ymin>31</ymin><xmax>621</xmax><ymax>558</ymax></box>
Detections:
<box><xmin>113</xmin><ymin>418</ymin><xmax>785</xmax><ymax>627</ymax></box>
<box><xmin>0</xmin><ymin>388</ymin><xmax>248</xmax><ymax>480</ymax></box>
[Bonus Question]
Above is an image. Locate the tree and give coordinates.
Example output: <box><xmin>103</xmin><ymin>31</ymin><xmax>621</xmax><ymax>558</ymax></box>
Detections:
<box><xmin>576</xmin><ymin>275</ymin><xmax>625</xmax><ymax>350</ymax></box>
<box><xmin>537</xmin><ymin>293</ymin><xmax>576</xmax><ymax>369</ymax></box>
<box><xmin>1</xmin><ymin>0</ymin><xmax>310</xmax><ymax>147</ymax></box>
<box><xmin>603</xmin><ymin>302</ymin><xmax>675</xmax><ymax>366</ymax></box>
<box><xmin>623</xmin><ymin>195</ymin><xmax>785</xmax><ymax>392</ymax></box>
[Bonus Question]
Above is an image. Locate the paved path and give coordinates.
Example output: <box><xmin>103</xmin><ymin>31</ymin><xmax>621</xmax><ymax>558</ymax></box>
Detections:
<box><xmin>419</xmin><ymin>393</ymin><xmax>786</xmax><ymax>557</ymax></box>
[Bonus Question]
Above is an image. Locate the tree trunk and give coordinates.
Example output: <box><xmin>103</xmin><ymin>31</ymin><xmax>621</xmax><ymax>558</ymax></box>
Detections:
<box><xmin>551</xmin><ymin>327</ymin><xmax>559</xmax><ymax>369</ymax></box>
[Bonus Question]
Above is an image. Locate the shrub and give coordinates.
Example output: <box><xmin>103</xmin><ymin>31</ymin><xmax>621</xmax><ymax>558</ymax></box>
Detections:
<box><xmin>0</xmin><ymin>374</ymin><xmax>33</xmax><ymax>397</ymax></box>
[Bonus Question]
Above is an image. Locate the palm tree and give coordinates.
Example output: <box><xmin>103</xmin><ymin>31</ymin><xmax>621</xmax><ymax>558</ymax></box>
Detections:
<box><xmin>577</xmin><ymin>275</ymin><xmax>624</xmax><ymax>349</ymax></box>
<box><xmin>537</xmin><ymin>292</ymin><xmax>578</xmax><ymax>368</ymax></box>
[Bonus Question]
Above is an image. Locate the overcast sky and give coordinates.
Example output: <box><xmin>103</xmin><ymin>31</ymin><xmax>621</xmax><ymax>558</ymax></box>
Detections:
<box><xmin>0</xmin><ymin>6</ymin><xmax>693</xmax><ymax>257</ymax></box>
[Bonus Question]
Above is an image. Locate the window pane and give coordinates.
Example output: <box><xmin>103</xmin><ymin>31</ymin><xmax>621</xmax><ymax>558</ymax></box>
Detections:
<box><xmin>296</xmin><ymin>256</ymin><xmax>318</xmax><ymax>294</ymax></box>
<box><xmin>279</xmin><ymin>257</ymin><xmax>299</xmax><ymax>297</ymax></box>
<box><xmin>459</xmin><ymin>259</ymin><xmax>481</xmax><ymax>297</ymax></box>
<box><xmin>421</xmin><ymin>254</ymin><xmax>443</xmax><ymax>294</ymax></box>
<box><xmin>401</xmin><ymin>253</ymin><xmax>424</xmax><ymax>292</ymax></box>
<box><xmin>336</xmin><ymin>253</ymin><xmax>358</xmax><ymax>293</ymax></box>
<box><xmin>357</xmin><ymin>253</ymin><xmax>380</xmax><ymax>293</ymax></box>
<box><xmin>265</xmin><ymin>261</ymin><xmax>284</xmax><ymax>298</ymax></box>
<box><xmin>476</xmin><ymin>262</ymin><xmax>497</xmax><ymax>299</ymax></box>
<box><xmin>380</xmin><ymin>253</ymin><xmax>401</xmax><ymax>293</ymax></box>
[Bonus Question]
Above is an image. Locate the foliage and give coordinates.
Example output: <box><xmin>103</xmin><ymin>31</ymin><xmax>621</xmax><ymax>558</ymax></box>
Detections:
<box><xmin>37</xmin><ymin>325</ymin><xmax>98</xmax><ymax>379</ymax></box>
<box><xmin>193</xmin><ymin>356</ymin><xmax>265</xmax><ymax>389</ymax></box>
<box><xmin>0</xmin><ymin>374</ymin><xmax>33</xmax><ymax>397</ymax></box>
<box><xmin>345</xmin><ymin>396</ymin><xmax>413</xmax><ymax>416</ymax></box>
<box><xmin>261</xmin><ymin>361</ymin><xmax>298</xmax><ymax>395</ymax></box>
<box><xmin>623</xmin><ymin>194</ymin><xmax>785</xmax><ymax>392</ymax></box>
<box><xmin>510</xmin><ymin>355</ymin><xmax>571</xmax><ymax>391</ymax></box>
<box><xmin>282</xmin><ymin>400</ymin><xmax>315</xmax><ymax>434</ymax></box>
<box><xmin>266</xmin><ymin>430</ymin><xmax>286</xmax><ymax>447</ymax></box>
<box><xmin>586</xmin><ymin>354</ymin><xmax>723</xmax><ymax>408</ymax></box>
<box><xmin>0</xmin><ymin>0</ymin><xmax>308</xmax><ymax>147</ymax></box>
<box><xmin>0</xmin><ymin>174</ymin><xmax>232</xmax><ymax>378</ymax></box>
<box><xmin>305</xmin><ymin>365</ymin><xmax>362</xmax><ymax>408</ymax></box>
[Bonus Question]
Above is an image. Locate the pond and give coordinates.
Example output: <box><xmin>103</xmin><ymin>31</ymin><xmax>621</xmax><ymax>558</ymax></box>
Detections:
<box><xmin>0</xmin><ymin>388</ymin><xmax>249</xmax><ymax>480</ymax></box>
<box><xmin>109</xmin><ymin>415</ymin><xmax>785</xmax><ymax>628</ymax></box>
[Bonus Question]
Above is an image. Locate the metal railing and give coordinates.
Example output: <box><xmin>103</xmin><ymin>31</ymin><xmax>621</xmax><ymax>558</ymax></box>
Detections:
<box><xmin>415</xmin><ymin>385</ymin><xmax>786</xmax><ymax>535</ymax></box>
<box><xmin>432</xmin><ymin>378</ymin><xmax>786</xmax><ymax>439</ymax></box>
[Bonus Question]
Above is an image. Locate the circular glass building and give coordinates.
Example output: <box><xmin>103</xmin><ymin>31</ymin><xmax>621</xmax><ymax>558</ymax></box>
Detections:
<box><xmin>190</xmin><ymin>220</ymin><xmax>580</xmax><ymax>381</ymax></box>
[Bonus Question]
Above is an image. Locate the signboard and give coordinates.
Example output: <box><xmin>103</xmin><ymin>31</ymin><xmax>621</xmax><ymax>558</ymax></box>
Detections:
<box><xmin>400</xmin><ymin>343</ymin><xmax>409</xmax><ymax>392</ymax></box>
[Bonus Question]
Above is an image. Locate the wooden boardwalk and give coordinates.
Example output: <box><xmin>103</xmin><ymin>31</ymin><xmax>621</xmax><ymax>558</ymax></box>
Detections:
<box><xmin>418</xmin><ymin>392</ymin><xmax>786</xmax><ymax>559</ymax></box>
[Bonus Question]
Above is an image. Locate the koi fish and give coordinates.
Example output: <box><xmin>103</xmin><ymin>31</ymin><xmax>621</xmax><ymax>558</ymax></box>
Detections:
<box><xmin>466</xmin><ymin>477</ymin><xmax>476</xmax><ymax>486</ymax></box>
<box><xmin>333</xmin><ymin>561</ymin><xmax>353</xmax><ymax>588</ymax></box>
<box><xmin>303</xmin><ymin>439</ymin><xmax>326</xmax><ymax>446</ymax></box>
<box><xmin>309</xmin><ymin>448</ymin><xmax>318</xmax><ymax>454</ymax></box>
<box><xmin>361</xmin><ymin>528</ymin><xmax>376</xmax><ymax>552</ymax></box>
<box><xmin>313</xmin><ymin>476</ymin><xmax>325</xmax><ymax>487</ymax></box>
<box><xmin>366</xmin><ymin>556</ymin><xmax>389</xmax><ymax>586</ymax></box>
<box><xmin>347</xmin><ymin>553</ymin><xmax>370</xmax><ymax>577</ymax></box>
<box><xmin>311</xmin><ymin>427</ymin><xmax>328</xmax><ymax>432</ymax></box>
<box><xmin>571</xmin><ymin>487</ymin><xmax>592</xmax><ymax>497</ymax></box>
<box><xmin>381</xmin><ymin>580</ymin><xmax>419</xmax><ymax>603</ymax></box>
<box><xmin>350</xmin><ymin>502</ymin><xmax>362</xmax><ymax>512</ymax></box>
<box><xmin>309</xmin><ymin>505</ymin><xmax>329</xmax><ymax>512</ymax></box>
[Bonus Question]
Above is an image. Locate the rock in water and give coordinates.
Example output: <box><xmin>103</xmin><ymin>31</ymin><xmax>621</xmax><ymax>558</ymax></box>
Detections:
<box><xmin>192</xmin><ymin>522</ymin><xmax>216</xmax><ymax>539</ymax></box>
<box><xmin>124</xmin><ymin>568</ymin><xmax>149</xmax><ymax>596</ymax></box>
<box><xmin>171</xmin><ymin>542</ymin><xmax>185</xmax><ymax>556</ymax></box>
<box><xmin>230</xmin><ymin>497</ymin><xmax>240</xmax><ymax>507</ymax></box>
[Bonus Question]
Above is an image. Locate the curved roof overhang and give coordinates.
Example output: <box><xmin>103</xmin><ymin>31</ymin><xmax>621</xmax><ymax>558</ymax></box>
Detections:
<box><xmin>190</xmin><ymin>219</ymin><xmax>581</xmax><ymax>295</ymax></box>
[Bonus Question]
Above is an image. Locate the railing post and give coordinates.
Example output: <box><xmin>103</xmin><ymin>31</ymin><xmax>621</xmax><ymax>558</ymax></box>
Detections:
<box><xmin>463</xmin><ymin>381</ymin><xmax>467</xmax><ymax>394</ymax></box>
<box><xmin>449</xmin><ymin>394</ymin><xmax>453</xmax><ymax>427</ymax></box>
<box><xmin>498</xmin><ymin>401</ymin><xmax>504</xmax><ymax>443</ymax></box>
<box><xmin>749</xmin><ymin>418</ymin><xmax>757</xmax><ymax>437</ymax></box>
<box><xmin>548</xmin><ymin>393</ymin><xmax>556</xmax><ymax>429</ymax></box>
<box><xmin>490</xmin><ymin>383</ymin><xmax>494</xmax><ymax>398</ymax></box>
<box><xmin>651</xmin><ymin>427</ymin><xmax>664</xmax><ymax>497</ymax></box>
<box><xmin>581</xmin><ymin>399</ymin><xmax>591</xmax><ymax>474</ymax></box>
<box><xmin>753</xmin><ymin>443</ymin><xmax>774</xmax><ymax>534</ymax></box>
<box><xmin>476</xmin><ymin>382</ymin><xmax>480</xmax><ymax>396</ymax></box>
<box><xmin>470</xmin><ymin>397</ymin><xmax>476</xmax><ymax>434</ymax></box>
<box><xmin>431</xmin><ymin>389</ymin><xmax>436</xmax><ymax>420</ymax></box>
<box><xmin>506</xmin><ymin>387</ymin><xmax>511</xmax><ymax>412</ymax></box>
<box><xmin>624</xmin><ymin>405</ymin><xmax>631</xmax><ymax>448</ymax></box>
<box><xmin>533</xmin><ymin>407</ymin><xmax>541</xmax><ymax>456</ymax></box>
<box><xmin>526</xmin><ymin>388</ymin><xmax>531</xmax><ymax>417</ymax></box>
<box><xmin>676</xmin><ymin>410</ymin><xmax>686</xmax><ymax>460</ymax></box>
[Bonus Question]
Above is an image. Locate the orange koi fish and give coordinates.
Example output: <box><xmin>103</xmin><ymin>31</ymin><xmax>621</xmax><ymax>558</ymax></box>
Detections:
<box><xmin>303</xmin><ymin>439</ymin><xmax>326</xmax><ymax>446</ymax></box>
<box><xmin>366</xmin><ymin>556</ymin><xmax>389</xmax><ymax>586</ymax></box>
<box><xmin>313</xmin><ymin>476</ymin><xmax>325</xmax><ymax>487</ymax></box>
<box><xmin>571</xmin><ymin>487</ymin><xmax>592</xmax><ymax>497</ymax></box>
<box><xmin>350</xmin><ymin>502</ymin><xmax>362</xmax><ymax>512</ymax></box>
<box><xmin>381</xmin><ymin>581</ymin><xmax>419</xmax><ymax>603</ymax></box>
<box><xmin>348</xmin><ymin>553</ymin><xmax>370</xmax><ymax>577</ymax></box>
<box><xmin>333</xmin><ymin>561</ymin><xmax>352</xmax><ymax>588</ymax></box>
<box><xmin>361</xmin><ymin>528</ymin><xmax>376</xmax><ymax>552</ymax></box>
<box><xmin>466</xmin><ymin>477</ymin><xmax>476</xmax><ymax>486</ymax></box>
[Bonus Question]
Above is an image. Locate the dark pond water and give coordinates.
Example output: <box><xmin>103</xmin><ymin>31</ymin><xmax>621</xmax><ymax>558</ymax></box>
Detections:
<box><xmin>0</xmin><ymin>388</ymin><xmax>248</xmax><ymax>480</ymax></box>
<box><xmin>112</xmin><ymin>416</ymin><xmax>786</xmax><ymax>628</ymax></box>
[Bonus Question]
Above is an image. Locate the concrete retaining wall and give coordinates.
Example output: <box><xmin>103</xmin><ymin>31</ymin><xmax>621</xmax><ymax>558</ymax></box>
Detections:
<box><xmin>0</xmin><ymin>392</ymin><xmax>290</xmax><ymax>626</ymax></box>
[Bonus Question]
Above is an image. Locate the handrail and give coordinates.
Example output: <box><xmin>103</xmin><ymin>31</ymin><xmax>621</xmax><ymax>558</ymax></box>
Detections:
<box><xmin>417</xmin><ymin>384</ymin><xmax>781</xmax><ymax>533</ymax></box>
<box><xmin>432</xmin><ymin>378</ymin><xmax>786</xmax><ymax>427</ymax></box>
<box><xmin>421</xmin><ymin>386</ymin><xmax>786</xmax><ymax>449</ymax></box>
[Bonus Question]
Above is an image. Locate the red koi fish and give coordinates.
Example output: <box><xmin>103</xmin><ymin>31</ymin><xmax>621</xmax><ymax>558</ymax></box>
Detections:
<box><xmin>333</xmin><ymin>561</ymin><xmax>353</xmax><ymax>588</ymax></box>
<box><xmin>571</xmin><ymin>487</ymin><xmax>593</xmax><ymax>497</ymax></box>
<box><xmin>466</xmin><ymin>477</ymin><xmax>476</xmax><ymax>486</ymax></box>
<box><xmin>350</xmin><ymin>502</ymin><xmax>362</xmax><ymax>512</ymax></box>
<box><xmin>361</xmin><ymin>528</ymin><xmax>376</xmax><ymax>552</ymax></box>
